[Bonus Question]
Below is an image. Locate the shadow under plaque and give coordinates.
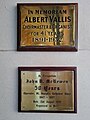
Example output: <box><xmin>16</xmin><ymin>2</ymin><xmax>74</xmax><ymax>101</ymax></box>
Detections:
<box><xmin>17</xmin><ymin>3</ymin><xmax>78</xmax><ymax>51</ymax></box>
<box><xmin>18</xmin><ymin>67</ymin><xmax>77</xmax><ymax>113</ymax></box>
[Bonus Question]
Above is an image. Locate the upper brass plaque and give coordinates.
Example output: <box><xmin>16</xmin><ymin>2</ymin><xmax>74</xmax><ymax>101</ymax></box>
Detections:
<box><xmin>18</xmin><ymin>67</ymin><xmax>77</xmax><ymax>113</ymax></box>
<box><xmin>17</xmin><ymin>3</ymin><xmax>78</xmax><ymax>51</ymax></box>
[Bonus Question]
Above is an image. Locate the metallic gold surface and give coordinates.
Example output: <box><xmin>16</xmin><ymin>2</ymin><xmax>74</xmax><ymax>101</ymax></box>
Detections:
<box><xmin>19</xmin><ymin>5</ymin><xmax>76</xmax><ymax>47</ymax></box>
<box><xmin>21</xmin><ymin>71</ymin><xmax>74</xmax><ymax>111</ymax></box>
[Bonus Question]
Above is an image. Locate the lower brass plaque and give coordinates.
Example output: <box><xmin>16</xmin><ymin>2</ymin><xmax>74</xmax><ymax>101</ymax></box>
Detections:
<box><xmin>17</xmin><ymin>3</ymin><xmax>78</xmax><ymax>51</ymax></box>
<box><xmin>18</xmin><ymin>67</ymin><xmax>77</xmax><ymax>113</ymax></box>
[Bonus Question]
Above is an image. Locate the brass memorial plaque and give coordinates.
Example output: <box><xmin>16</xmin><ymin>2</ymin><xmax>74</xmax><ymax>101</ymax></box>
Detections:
<box><xmin>17</xmin><ymin>3</ymin><xmax>78</xmax><ymax>51</ymax></box>
<box><xmin>18</xmin><ymin>67</ymin><xmax>77</xmax><ymax>113</ymax></box>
